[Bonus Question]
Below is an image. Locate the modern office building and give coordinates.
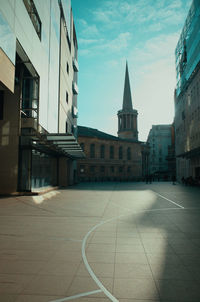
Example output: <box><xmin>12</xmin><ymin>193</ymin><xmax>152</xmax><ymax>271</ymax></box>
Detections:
<box><xmin>147</xmin><ymin>124</ymin><xmax>174</xmax><ymax>180</ymax></box>
<box><xmin>0</xmin><ymin>0</ymin><xmax>84</xmax><ymax>195</ymax></box>
<box><xmin>77</xmin><ymin>63</ymin><xmax>149</xmax><ymax>182</ymax></box>
<box><xmin>174</xmin><ymin>0</ymin><xmax>200</xmax><ymax>181</ymax></box>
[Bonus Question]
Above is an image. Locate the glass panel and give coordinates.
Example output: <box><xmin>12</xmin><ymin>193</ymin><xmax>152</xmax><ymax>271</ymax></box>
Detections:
<box><xmin>0</xmin><ymin>12</ymin><xmax>16</xmax><ymax>64</ymax></box>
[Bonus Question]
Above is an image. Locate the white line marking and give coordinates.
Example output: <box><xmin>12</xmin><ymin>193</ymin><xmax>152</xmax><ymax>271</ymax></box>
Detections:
<box><xmin>82</xmin><ymin>218</ymin><xmax>120</xmax><ymax>302</ymax></box>
<box><xmin>49</xmin><ymin>289</ymin><xmax>102</xmax><ymax>302</ymax></box>
<box><xmin>50</xmin><ymin>194</ymin><xmax>189</xmax><ymax>302</ymax></box>
<box><xmin>155</xmin><ymin>193</ymin><xmax>184</xmax><ymax>209</ymax></box>
<box><xmin>136</xmin><ymin>207</ymin><xmax>184</xmax><ymax>213</ymax></box>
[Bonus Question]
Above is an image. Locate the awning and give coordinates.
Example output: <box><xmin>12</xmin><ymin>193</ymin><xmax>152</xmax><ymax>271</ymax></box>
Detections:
<box><xmin>43</xmin><ymin>133</ymin><xmax>85</xmax><ymax>159</ymax></box>
<box><xmin>21</xmin><ymin>132</ymin><xmax>85</xmax><ymax>159</ymax></box>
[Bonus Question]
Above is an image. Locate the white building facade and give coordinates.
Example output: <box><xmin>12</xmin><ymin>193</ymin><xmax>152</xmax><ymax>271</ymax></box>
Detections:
<box><xmin>0</xmin><ymin>0</ymin><xmax>84</xmax><ymax>194</ymax></box>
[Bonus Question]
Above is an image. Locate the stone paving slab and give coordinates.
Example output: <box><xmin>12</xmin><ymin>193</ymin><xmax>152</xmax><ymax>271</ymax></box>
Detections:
<box><xmin>0</xmin><ymin>182</ymin><xmax>200</xmax><ymax>302</ymax></box>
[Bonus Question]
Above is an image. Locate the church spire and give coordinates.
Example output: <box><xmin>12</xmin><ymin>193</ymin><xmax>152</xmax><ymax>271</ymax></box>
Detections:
<box><xmin>122</xmin><ymin>61</ymin><xmax>133</xmax><ymax>111</ymax></box>
<box><xmin>117</xmin><ymin>61</ymin><xmax>138</xmax><ymax>141</ymax></box>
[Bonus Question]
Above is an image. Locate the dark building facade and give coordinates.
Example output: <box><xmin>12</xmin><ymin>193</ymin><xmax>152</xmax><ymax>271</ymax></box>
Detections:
<box><xmin>174</xmin><ymin>0</ymin><xmax>200</xmax><ymax>181</ymax></box>
<box><xmin>77</xmin><ymin>126</ymin><xmax>144</xmax><ymax>182</ymax></box>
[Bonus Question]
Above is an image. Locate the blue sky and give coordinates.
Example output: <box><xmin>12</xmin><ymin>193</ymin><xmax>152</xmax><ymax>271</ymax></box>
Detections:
<box><xmin>71</xmin><ymin>0</ymin><xmax>192</xmax><ymax>141</ymax></box>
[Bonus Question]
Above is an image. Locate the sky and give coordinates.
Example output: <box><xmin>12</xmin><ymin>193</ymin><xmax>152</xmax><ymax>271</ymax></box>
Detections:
<box><xmin>71</xmin><ymin>0</ymin><xmax>192</xmax><ymax>141</ymax></box>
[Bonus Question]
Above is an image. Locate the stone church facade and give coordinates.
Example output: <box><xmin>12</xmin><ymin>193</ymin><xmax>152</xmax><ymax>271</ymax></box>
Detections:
<box><xmin>77</xmin><ymin>63</ymin><xmax>149</xmax><ymax>182</ymax></box>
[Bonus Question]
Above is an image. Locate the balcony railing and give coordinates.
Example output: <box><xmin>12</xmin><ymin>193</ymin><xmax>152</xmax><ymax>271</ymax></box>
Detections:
<box><xmin>72</xmin><ymin>105</ymin><xmax>78</xmax><ymax>118</ymax></box>
<box><xmin>72</xmin><ymin>81</ymin><xmax>78</xmax><ymax>95</ymax></box>
<box><xmin>73</xmin><ymin>58</ymin><xmax>79</xmax><ymax>72</ymax></box>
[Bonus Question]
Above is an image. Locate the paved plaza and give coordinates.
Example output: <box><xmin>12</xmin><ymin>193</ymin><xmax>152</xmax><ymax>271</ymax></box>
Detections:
<box><xmin>0</xmin><ymin>182</ymin><xmax>200</xmax><ymax>302</ymax></box>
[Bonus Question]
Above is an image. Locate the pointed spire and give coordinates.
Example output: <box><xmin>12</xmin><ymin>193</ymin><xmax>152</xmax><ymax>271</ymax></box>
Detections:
<box><xmin>122</xmin><ymin>61</ymin><xmax>133</xmax><ymax>110</ymax></box>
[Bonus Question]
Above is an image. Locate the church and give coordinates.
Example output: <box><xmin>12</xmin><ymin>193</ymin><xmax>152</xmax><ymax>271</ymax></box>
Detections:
<box><xmin>77</xmin><ymin>63</ymin><xmax>149</xmax><ymax>182</ymax></box>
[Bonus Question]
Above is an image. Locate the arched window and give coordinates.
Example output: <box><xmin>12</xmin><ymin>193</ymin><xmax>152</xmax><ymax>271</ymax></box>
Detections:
<box><xmin>127</xmin><ymin>147</ymin><xmax>131</xmax><ymax>160</ymax></box>
<box><xmin>100</xmin><ymin>145</ymin><xmax>105</xmax><ymax>158</ymax></box>
<box><xmin>110</xmin><ymin>145</ymin><xmax>114</xmax><ymax>159</ymax></box>
<box><xmin>80</xmin><ymin>143</ymin><xmax>84</xmax><ymax>151</ymax></box>
<box><xmin>90</xmin><ymin>144</ymin><xmax>95</xmax><ymax>158</ymax></box>
<box><xmin>119</xmin><ymin>146</ymin><xmax>123</xmax><ymax>159</ymax></box>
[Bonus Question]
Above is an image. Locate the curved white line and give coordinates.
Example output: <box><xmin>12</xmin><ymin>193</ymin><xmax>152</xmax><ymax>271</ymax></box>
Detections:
<box><xmin>82</xmin><ymin>217</ymin><xmax>120</xmax><ymax>302</ymax></box>
<box><xmin>50</xmin><ymin>201</ymin><xmax>191</xmax><ymax>302</ymax></box>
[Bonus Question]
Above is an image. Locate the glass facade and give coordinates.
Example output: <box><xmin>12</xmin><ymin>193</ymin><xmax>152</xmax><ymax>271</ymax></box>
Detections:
<box><xmin>0</xmin><ymin>12</ymin><xmax>16</xmax><ymax>64</ymax></box>
<box><xmin>175</xmin><ymin>0</ymin><xmax>200</xmax><ymax>96</ymax></box>
<box><xmin>31</xmin><ymin>150</ymin><xmax>57</xmax><ymax>189</ymax></box>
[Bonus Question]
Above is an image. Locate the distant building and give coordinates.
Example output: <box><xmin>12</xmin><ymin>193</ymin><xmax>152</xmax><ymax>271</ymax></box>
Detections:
<box><xmin>77</xmin><ymin>63</ymin><xmax>149</xmax><ymax>182</ymax></box>
<box><xmin>174</xmin><ymin>0</ymin><xmax>200</xmax><ymax>181</ymax></box>
<box><xmin>147</xmin><ymin>124</ymin><xmax>174</xmax><ymax>180</ymax></box>
<box><xmin>0</xmin><ymin>0</ymin><xmax>84</xmax><ymax>194</ymax></box>
<box><xmin>77</xmin><ymin>126</ymin><xmax>146</xmax><ymax>181</ymax></box>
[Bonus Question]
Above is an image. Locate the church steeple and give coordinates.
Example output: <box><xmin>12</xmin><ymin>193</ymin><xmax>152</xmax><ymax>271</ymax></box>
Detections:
<box><xmin>117</xmin><ymin>62</ymin><xmax>138</xmax><ymax>141</ymax></box>
<box><xmin>122</xmin><ymin>62</ymin><xmax>133</xmax><ymax>111</ymax></box>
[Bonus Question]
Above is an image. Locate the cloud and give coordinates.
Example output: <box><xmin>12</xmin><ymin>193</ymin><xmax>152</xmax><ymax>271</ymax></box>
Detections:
<box><xmin>79</xmin><ymin>38</ymin><xmax>102</xmax><ymax>45</ymax></box>
<box><xmin>90</xmin><ymin>0</ymin><xmax>190</xmax><ymax>30</ymax></box>
<box><xmin>130</xmin><ymin>32</ymin><xmax>180</xmax><ymax>66</ymax></box>
<box><xmin>77</xmin><ymin>18</ymin><xmax>99</xmax><ymax>38</ymax></box>
<box><xmin>98</xmin><ymin>32</ymin><xmax>131</xmax><ymax>52</ymax></box>
<box><xmin>78</xmin><ymin>32</ymin><xmax>131</xmax><ymax>57</ymax></box>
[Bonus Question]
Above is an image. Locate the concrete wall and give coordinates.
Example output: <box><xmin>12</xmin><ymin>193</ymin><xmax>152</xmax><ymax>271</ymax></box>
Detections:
<box><xmin>0</xmin><ymin>87</ymin><xmax>20</xmax><ymax>194</ymax></box>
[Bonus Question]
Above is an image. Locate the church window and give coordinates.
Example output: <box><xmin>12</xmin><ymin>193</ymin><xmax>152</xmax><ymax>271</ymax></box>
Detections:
<box><xmin>90</xmin><ymin>165</ymin><xmax>95</xmax><ymax>172</ymax></box>
<box><xmin>127</xmin><ymin>147</ymin><xmax>131</xmax><ymax>160</ymax></box>
<box><xmin>123</xmin><ymin>116</ymin><xmax>126</xmax><ymax>128</ymax></box>
<box><xmin>119</xmin><ymin>166</ymin><xmax>123</xmax><ymax>173</ymax></box>
<box><xmin>119</xmin><ymin>146</ymin><xmax>123</xmax><ymax>159</ymax></box>
<box><xmin>80</xmin><ymin>165</ymin><xmax>85</xmax><ymax>173</ymax></box>
<box><xmin>100</xmin><ymin>145</ymin><xmax>105</xmax><ymax>158</ymax></box>
<box><xmin>90</xmin><ymin>144</ymin><xmax>95</xmax><ymax>158</ymax></box>
<box><xmin>100</xmin><ymin>166</ymin><xmax>105</xmax><ymax>173</ymax></box>
<box><xmin>80</xmin><ymin>143</ymin><xmax>84</xmax><ymax>151</ymax></box>
<box><xmin>110</xmin><ymin>166</ymin><xmax>114</xmax><ymax>173</ymax></box>
<box><xmin>110</xmin><ymin>146</ymin><xmax>114</xmax><ymax>159</ymax></box>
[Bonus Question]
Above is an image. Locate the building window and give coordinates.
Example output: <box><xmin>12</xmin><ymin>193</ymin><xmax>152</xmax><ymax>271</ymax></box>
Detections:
<box><xmin>65</xmin><ymin>121</ymin><xmax>68</xmax><ymax>133</ymax></box>
<box><xmin>127</xmin><ymin>166</ymin><xmax>131</xmax><ymax>173</ymax></box>
<box><xmin>80</xmin><ymin>143</ymin><xmax>84</xmax><ymax>151</ymax></box>
<box><xmin>23</xmin><ymin>0</ymin><xmax>42</xmax><ymax>40</ymax></box>
<box><xmin>66</xmin><ymin>62</ymin><xmax>69</xmax><ymax>74</ymax></box>
<box><xmin>119</xmin><ymin>166</ymin><xmax>123</xmax><ymax>173</ymax></box>
<box><xmin>80</xmin><ymin>165</ymin><xmax>85</xmax><ymax>173</ymax></box>
<box><xmin>110</xmin><ymin>146</ymin><xmax>114</xmax><ymax>159</ymax></box>
<box><xmin>127</xmin><ymin>147</ymin><xmax>131</xmax><ymax>160</ymax></box>
<box><xmin>110</xmin><ymin>166</ymin><xmax>114</xmax><ymax>173</ymax></box>
<box><xmin>90</xmin><ymin>166</ymin><xmax>95</xmax><ymax>173</ymax></box>
<box><xmin>66</xmin><ymin>91</ymin><xmax>68</xmax><ymax>103</ymax></box>
<box><xmin>100</xmin><ymin>166</ymin><xmax>105</xmax><ymax>173</ymax></box>
<box><xmin>90</xmin><ymin>144</ymin><xmax>95</xmax><ymax>158</ymax></box>
<box><xmin>100</xmin><ymin>145</ymin><xmax>105</xmax><ymax>158</ymax></box>
<box><xmin>0</xmin><ymin>91</ymin><xmax>4</xmax><ymax>120</ymax></box>
<box><xmin>119</xmin><ymin>146</ymin><xmax>123</xmax><ymax>159</ymax></box>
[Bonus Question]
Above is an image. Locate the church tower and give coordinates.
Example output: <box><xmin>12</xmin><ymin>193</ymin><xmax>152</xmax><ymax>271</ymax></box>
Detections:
<box><xmin>117</xmin><ymin>62</ymin><xmax>138</xmax><ymax>141</ymax></box>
